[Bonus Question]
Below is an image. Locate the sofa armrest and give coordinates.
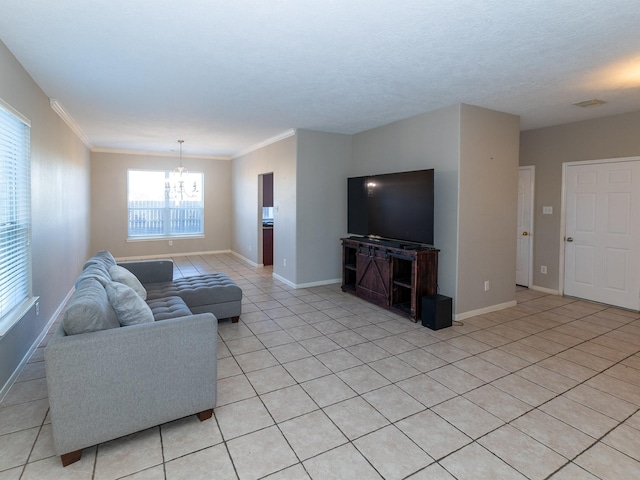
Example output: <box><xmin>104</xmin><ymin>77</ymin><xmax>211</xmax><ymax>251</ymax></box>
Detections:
<box><xmin>44</xmin><ymin>313</ymin><xmax>217</xmax><ymax>455</ymax></box>
<box><xmin>117</xmin><ymin>260</ymin><xmax>174</xmax><ymax>284</ymax></box>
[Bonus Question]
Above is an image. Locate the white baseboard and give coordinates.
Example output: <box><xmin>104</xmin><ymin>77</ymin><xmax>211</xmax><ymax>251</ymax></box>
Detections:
<box><xmin>454</xmin><ymin>300</ymin><xmax>518</xmax><ymax>322</ymax></box>
<box><xmin>229</xmin><ymin>251</ymin><xmax>260</xmax><ymax>268</ymax></box>
<box><xmin>229</xmin><ymin>252</ymin><xmax>338</xmax><ymax>289</ymax></box>
<box><xmin>116</xmin><ymin>249</ymin><xmax>232</xmax><ymax>262</ymax></box>
<box><xmin>271</xmin><ymin>272</ymin><xmax>341</xmax><ymax>290</ymax></box>
<box><xmin>530</xmin><ymin>285</ymin><xmax>560</xmax><ymax>295</ymax></box>
<box><xmin>296</xmin><ymin>278</ymin><xmax>342</xmax><ymax>289</ymax></box>
<box><xmin>272</xmin><ymin>272</ymin><xmax>295</xmax><ymax>288</ymax></box>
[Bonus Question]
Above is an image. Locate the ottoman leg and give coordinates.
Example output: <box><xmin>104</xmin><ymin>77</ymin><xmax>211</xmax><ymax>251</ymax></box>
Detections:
<box><xmin>231</xmin><ymin>316</ymin><xmax>239</xmax><ymax>323</ymax></box>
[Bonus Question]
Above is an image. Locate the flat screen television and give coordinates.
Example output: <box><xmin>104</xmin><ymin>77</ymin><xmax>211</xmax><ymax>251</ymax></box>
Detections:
<box><xmin>348</xmin><ymin>168</ymin><xmax>434</xmax><ymax>245</ymax></box>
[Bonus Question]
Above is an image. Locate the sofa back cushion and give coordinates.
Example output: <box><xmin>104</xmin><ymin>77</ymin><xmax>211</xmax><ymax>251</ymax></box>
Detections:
<box><xmin>82</xmin><ymin>250</ymin><xmax>116</xmax><ymax>270</ymax></box>
<box><xmin>76</xmin><ymin>264</ymin><xmax>111</xmax><ymax>288</ymax></box>
<box><xmin>105</xmin><ymin>281</ymin><xmax>154</xmax><ymax>326</ymax></box>
<box><xmin>109</xmin><ymin>265</ymin><xmax>147</xmax><ymax>300</ymax></box>
<box><xmin>62</xmin><ymin>277</ymin><xmax>120</xmax><ymax>335</ymax></box>
<box><xmin>75</xmin><ymin>250</ymin><xmax>117</xmax><ymax>288</ymax></box>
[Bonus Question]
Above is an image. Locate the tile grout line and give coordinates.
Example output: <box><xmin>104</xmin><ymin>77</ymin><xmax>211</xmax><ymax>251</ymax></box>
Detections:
<box><xmin>224</xmin><ymin>284</ymin><xmax>640</xmax><ymax>478</ymax></box>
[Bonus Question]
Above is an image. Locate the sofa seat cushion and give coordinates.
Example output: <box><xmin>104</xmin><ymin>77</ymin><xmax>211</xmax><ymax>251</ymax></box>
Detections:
<box><xmin>147</xmin><ymin>296</ymin><xmax>192</xmax><ymax>321</ymax></box>
<box><xmin>145</xmin><ymin>273</ymin><xmax>242</xmax><ymax>308</ymax></box>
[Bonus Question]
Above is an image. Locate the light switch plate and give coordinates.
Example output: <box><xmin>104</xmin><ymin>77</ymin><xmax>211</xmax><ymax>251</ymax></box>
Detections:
<box><xmin>543</xmin><ymin>206</ymin><xmax>553</xmax><ymax>214</ymax></box>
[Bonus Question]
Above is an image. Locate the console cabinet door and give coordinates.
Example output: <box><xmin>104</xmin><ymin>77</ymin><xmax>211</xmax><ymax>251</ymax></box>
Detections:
<box><xmin>355</xmin><ymin>246</ymin><xmax>391</xmax><ymax>306</ymax></box>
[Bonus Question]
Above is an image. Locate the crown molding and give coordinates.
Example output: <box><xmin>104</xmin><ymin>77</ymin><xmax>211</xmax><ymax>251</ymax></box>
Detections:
<box><xmin>49</xmin><ymin>99</ymin><xmax>92</xmax><ymax>149</ymax></box>
<box><xmin>0</xmin><ymin>97</ymin><xmax>31</xmax><ymax>127</ymax></box>
<box><xmin>90</xmin><ymin>147</ymin><xmax>231</xmax><ymax>161</ymax></box>
<box><xmin>232</xmin><ymin>129</ymin><xmax>296</xmax><ymax>159</ymax></box>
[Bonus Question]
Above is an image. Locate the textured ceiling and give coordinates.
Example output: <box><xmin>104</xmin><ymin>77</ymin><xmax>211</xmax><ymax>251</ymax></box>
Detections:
<box><xmin>1</xmin><ymin>1</ymin><xmax>640</xmax><ymax>157</ymax></box>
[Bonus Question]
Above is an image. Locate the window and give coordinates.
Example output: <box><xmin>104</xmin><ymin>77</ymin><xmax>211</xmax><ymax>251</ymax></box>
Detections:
<box><xmin>0</xmin><ymin>100</ymin><xmax>32</xmax><ymax>331</ymax></box>
<box><xmin>127</xmin><ymin>169</ymin><xmax>204</xmax><ymax>239</ymax></box>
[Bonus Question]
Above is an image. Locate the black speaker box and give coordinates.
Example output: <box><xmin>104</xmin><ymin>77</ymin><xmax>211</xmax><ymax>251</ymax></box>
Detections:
<box><xmin>422</xmin><ymin>295</ymin><xmax>452</xmax><ymax>330</ymax></box>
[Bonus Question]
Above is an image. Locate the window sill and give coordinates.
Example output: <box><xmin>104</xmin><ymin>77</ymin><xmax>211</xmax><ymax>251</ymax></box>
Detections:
<box><xmin>0</xmin><ymin>297</ymin><xmax>39</xmax><ymax>337</ymax></box>
<box><xmin>126</xmin><ymin>235</ymin><xmax>205</xmax><ymax>243</ymax></box>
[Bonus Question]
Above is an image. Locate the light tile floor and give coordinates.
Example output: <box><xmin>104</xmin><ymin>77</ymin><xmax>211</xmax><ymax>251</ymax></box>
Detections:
<box><xmin>1</xmin><ymin>253</ymin><xmax>640</xmax><ymax>479</ymax></box>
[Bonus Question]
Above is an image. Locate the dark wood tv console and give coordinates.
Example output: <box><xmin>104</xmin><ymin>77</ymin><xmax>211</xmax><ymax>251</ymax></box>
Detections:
<box><xmin>341</xmin><ymin>237</ymin><xmax>439</xmax><ymax>323</ymax></box>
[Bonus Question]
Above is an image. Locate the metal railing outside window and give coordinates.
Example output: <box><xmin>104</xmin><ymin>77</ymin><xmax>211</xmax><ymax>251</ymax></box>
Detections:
<box><xmin>127</xmin><ymin>170</ymin><xmax>204</xmax><ymax>239</ymax></box>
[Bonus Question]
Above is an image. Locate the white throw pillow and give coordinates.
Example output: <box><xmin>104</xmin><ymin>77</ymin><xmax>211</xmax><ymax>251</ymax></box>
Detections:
<box><xmin>109</xmin><ymin>265</ymin><xmax>147</xmax><ymax>300</ymax></box>
<box><xmin>105</xmin><ymin>281</ymin><xmax>154</xmax><ymax>326</ymax></box>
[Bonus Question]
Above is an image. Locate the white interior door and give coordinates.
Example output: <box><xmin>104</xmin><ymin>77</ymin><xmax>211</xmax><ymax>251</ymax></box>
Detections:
<box><xmin>564</xmin><ymin>160</ymin><xmax>640</xmax><ymax>310</ymax></box>
<box><xmin>516</xmin><ymin>167</ymin><xmax>533</xmax><ymax>286</ymax></box>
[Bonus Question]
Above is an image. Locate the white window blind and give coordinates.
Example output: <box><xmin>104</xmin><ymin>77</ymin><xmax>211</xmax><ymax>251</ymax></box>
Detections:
<box><xmin>0</xmin><ymin>101</ymin><xmax>32</xmax><ymax>326</ymax></box>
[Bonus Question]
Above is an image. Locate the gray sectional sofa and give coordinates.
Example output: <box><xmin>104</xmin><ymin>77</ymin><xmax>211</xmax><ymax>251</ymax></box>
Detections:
<box><xmin>44</xmin><ymin>251</ymin><xmax>242</xmax><ymax>466</ymax></box>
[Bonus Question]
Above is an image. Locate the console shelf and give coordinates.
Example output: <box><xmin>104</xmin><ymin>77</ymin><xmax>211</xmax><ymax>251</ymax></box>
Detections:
<box><xmin>341</xmin><ymin>237</ymin><xmax>439</xmax><ymax>322</ymax></box>
<box><xmin>393</xmin><ymin>277</ymin><xmax>412</xmax><ymax>289</ymax></box>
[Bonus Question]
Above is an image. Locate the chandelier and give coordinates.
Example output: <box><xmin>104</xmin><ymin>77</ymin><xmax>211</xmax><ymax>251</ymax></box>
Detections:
<box><xmin>166</xmin><ymin>140</ymin><xmax>199</xmax><ymax>201</ymax></box>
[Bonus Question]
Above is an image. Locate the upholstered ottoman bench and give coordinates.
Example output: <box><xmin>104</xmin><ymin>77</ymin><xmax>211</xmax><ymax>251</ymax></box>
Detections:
<box><xmin>119</xmin><ymin>260</ymin><xmax>243</xmax><ymax>323</ymax></box>
<box><xmin>145</xmin><ymin>273</ymin><xmax>242</xmax><ymax>322</ymax></box>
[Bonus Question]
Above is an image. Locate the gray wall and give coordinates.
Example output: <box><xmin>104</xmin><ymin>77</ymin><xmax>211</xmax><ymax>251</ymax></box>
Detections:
<box><xmin>296</xmin><ymin>130</ymin><xmax>352</xmax><ymax>286</ymax></box>
<box><xmin>457</xmin><ymin>104</ymin><xmax>520</xmax><ymax>313</ymax></box>
<box><xmin>230</xmin><ymin>129</ymin><xmax>352</xmax><ymax>287</ymax></box>
<box><xmin>520</xmin><ymin>110</ymin><xmax>640</xmax><ymax>291</ymax></box>
<box><xmin>351</xmin><ymin>105</ymin><xmax>461</xmax><ymax>305</ymax></box>
<box><xmin>231</xmin><ymin>135</ymin><xmax>297</xmax><ymax>281</ymax></box>
<box><xmin>351</xmin><ymin>104</ymin><xmax>520</xmax><ymax>317</ymax></box>
<box><xmin>0</xmin><ymin>41</ymin><xmax>91</xmax><ymax>394</ymax></box>
<box><xmin>90</xmin><ymin>151</ymin><xmax>232</xmax><ymax>258</ymax></box>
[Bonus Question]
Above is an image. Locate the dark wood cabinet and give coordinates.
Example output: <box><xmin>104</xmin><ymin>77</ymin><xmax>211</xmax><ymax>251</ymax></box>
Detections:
<box><xmin>263</xmin><ymin>228</ymin><xmax>273</xmax><ymax>266</ymax></box>
<box><xmin>341</xmin><ymin>237</ymin><xmax>439</xmax><ymax>322</ymax></box>
<box><xmin>356</xmin><ymin>244</ymin><xmax>391</xmax><ymax>307</ymax></box>
<box><xmin>263</xmin><ymin>173</ymin><xmax>273</xmax><ymax>207</ymax></box>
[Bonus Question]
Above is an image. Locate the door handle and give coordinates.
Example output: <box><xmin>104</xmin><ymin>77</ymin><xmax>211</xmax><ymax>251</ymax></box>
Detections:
<box><xmin>566</xmin><ymin>237</ymin><xmax>574</xmax><ymax>242</ymax></box>
<box><xmin>522</xmin><ymin>231</ymin><xmax>528</xmax><ymax>236</ymax></box>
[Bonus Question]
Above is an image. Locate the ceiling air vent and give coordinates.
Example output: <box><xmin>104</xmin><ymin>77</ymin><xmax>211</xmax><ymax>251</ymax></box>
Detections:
<box><xmin>572</xmin><ymin>98</ymin><xmax>606</xmax><ymax>108</ymax></box>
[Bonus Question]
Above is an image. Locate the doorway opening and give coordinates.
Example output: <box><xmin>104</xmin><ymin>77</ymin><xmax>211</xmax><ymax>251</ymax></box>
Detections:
<box><xmin>260</xmin><ymin>173</ymin><xmax>274</xmax><ymax>266</ymax></box>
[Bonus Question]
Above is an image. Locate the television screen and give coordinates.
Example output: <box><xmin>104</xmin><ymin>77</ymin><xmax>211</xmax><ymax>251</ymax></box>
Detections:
<box><xmin>348</xmin><ymin>169</ymin><xmax>434</xmax><ymax>245</ymax></box>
